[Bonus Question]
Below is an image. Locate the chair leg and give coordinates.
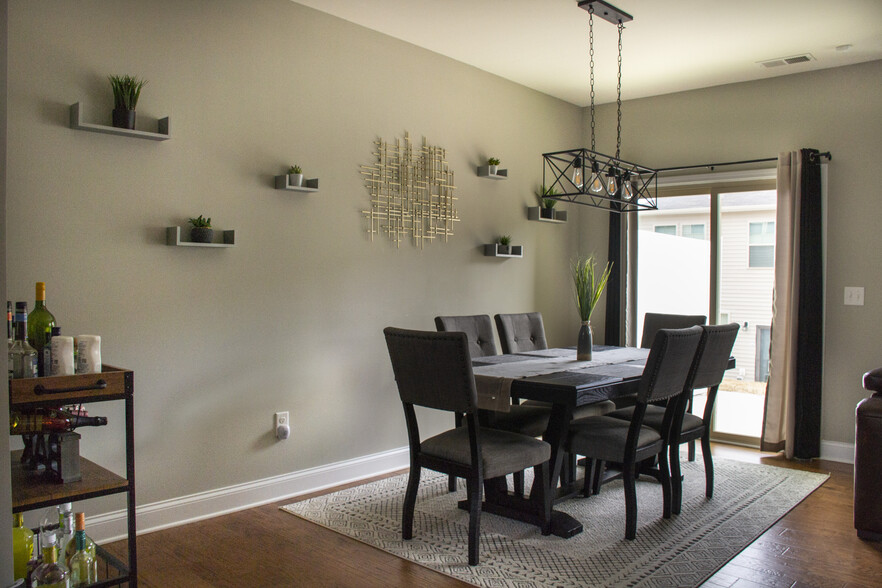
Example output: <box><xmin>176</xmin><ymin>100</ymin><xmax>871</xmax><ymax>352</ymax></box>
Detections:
<box><xmin>670</xmin><ymin>441</ymin><xmax>683</xmax><ymax>515</ymax></box>
<box><xmin>687</xmin><ymin>439</ymin><xmax>696</xmax><ymax>462</ymax></box>
<box><xmin>513</xmin><ymin>470</ymin><xmax>525</xmax><ymax>497</ymax></box>
<box><xmin>449</xmin><ymin>413</ymin><xmax>463</xmax><ymax>492</ymax></box>
<box><xmin>466</xmin><ymin>476</ymin><xmax>482</xmax><ymax>566</ymax></box>
<box><xmin>583</xmin><ymin>458</ymin><xmax>596</xmax><ymax>496</ymax></box>
<box><xmin>623</xmin><ymin>462</ymin><xmax>638</xmax><ymax>540</ymax></box>
<box><xmin>701</xmin><ymin>431</ymin><xmax>714</xmax><ymax>499</ymax></box>
<box><xmin>658</xmin><ymin>449</ymin><xmax>672</xmax><ymax>520</ymax></box>
<box><xmin>592</xmin><ymin>460</ymin><xmax>606</xmax><ymax>495</ymax></box>
<box><xmin>403</xmin><ymin>464</ymin><xmax>421</xmax><ymax>540</ymax></box>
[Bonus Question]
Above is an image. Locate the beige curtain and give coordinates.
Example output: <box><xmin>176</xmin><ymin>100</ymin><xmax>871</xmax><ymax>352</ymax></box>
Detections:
<box><xmin>762</xmin><ymin>151</ymin><xmax>802</xmax><ymax>458</ymax></box>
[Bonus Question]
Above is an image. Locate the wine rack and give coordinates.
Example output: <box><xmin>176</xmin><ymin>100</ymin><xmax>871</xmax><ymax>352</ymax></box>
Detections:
<box><xmin>9</xmin><ymin>366</ymin><xmax>137</xmax><ymax>586</ymax></box>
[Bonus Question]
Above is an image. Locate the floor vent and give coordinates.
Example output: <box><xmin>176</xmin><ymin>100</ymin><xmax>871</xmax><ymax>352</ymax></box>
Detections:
<box><xmin>759</xmin><ymin>53</ymin><xmax>815</xmax><ymax>68</ymax></box>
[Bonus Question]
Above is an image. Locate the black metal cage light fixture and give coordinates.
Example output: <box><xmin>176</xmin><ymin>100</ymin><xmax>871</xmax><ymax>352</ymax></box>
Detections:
<box><xmin>542</xmin><ymin>0</ymin><xmax>657</xmax><ymax>213</ymax></box>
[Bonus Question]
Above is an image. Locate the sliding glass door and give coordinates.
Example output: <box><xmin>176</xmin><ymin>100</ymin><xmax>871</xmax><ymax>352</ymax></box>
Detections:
<box><xmin>634</xmin><ymin>180</ymin><xmax>776</xmax><ymax>446</ymax></box>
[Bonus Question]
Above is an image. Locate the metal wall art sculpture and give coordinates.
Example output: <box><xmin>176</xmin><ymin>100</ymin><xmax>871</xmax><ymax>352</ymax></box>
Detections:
<box><xmin>361</xmin><ymin>132</ymin><xmax>458</xmax><ymax>248</ymax></box>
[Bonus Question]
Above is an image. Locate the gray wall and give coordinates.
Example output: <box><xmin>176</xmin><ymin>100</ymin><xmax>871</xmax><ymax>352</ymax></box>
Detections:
<box><xmin>5</xmin><ymin>0</ymin><xmax>590</xmax><ymax>509</ymax></box>
<box><xmin>588</xmin><ymin>60</ymin><xmax>882</xmax><ymax>448</ymax></box>
<box><xmin>2</xmin><ymin>0</ymin><xmax>12</xmax><ymax>582</ymax></box>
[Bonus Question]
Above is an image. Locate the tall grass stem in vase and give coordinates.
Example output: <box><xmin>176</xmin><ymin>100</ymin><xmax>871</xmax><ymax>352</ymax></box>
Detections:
<box><xmin>572</xmin><ymin>254</ymin><xmax>613</xmax><ymax>360</ymax></box>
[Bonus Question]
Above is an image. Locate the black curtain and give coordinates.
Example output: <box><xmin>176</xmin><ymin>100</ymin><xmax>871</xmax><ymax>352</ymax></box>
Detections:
<box><xmin>605</xmin><ymin>204</ymin><xmax>622</xmax><ymax>346</ymax></box>
<box><xmin>793</xmin><ymin>148</ymin><xmax>823</xmax><ymax>459</ymax></box>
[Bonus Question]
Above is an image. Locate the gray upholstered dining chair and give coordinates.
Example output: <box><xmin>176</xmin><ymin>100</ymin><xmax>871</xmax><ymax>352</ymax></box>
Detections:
<box><xmin>435</xmin><ymin>314</ymin><xmax>498</xmax><ymax>491</ymax></box>
<box><xmin>383</xmin><ymin>327</ymin><xmax>552</xmax><ymax>565</ymax></box>
<box><xmin>631</xmin><ymin>312</ymin><xmax>709</xmax><ymax>459</ymax></box>
<box><xmin>567</xmin><ymin>326</ymin><xmax>702</xmax><ymax>540</ymax></box>
<box><xmin>608</xmin><ymin>323</ymin><xmax>739</xmax><ymax>514</ymax></box>
<box><xmin>640</xmin><ymin>312</ymin><xmax>707</xmax><ymax>348</ymax></box>
<box><xmin>487</xmin><ymin>312</ymin><xmax>616</xmax><ymax>492</ymax></box>
<box><xmin>495</xmin><ymin>312</ymin><xmax>548</xmax><ymax>353</ymax></box>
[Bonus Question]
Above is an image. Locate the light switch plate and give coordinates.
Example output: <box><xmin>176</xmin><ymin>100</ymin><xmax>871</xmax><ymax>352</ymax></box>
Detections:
<box><xmin>844</xmin><ymin>286</ymin><xmax>864</xmax><ymax>306</ymax></box>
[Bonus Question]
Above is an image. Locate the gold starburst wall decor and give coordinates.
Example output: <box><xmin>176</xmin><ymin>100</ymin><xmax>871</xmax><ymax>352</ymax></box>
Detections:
<box><xmin>361</xmin><ymin>132</ymin><xmax>458</xmax><ymax>248</ymax></box>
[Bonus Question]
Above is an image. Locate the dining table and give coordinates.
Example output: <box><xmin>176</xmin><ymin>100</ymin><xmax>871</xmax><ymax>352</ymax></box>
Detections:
<box><xmin>466</xmin><ymin>345</ymin><xmax>734</xmax><ymax>539</ymax></box>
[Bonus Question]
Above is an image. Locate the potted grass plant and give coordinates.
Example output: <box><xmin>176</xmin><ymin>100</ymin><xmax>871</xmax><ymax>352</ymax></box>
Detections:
<box><xmin>287</xmin><ymin>165</ymin><xmax>304</xmax><ymax>187</ymax></box>
<box><xmin>189</xmin><ymin>215</ymin><xmax>213</xmax><ymax>243</ymax></box>
<box><xmin>538</xmin><ymin>185</ymin><xmax>559</xmax><ymax>219</ymax></box>
<box><xmin>497</xmin><ymin>234</ymin><xmax>512</xmax><ymax>255</ymax></box>
<box><xmin>109</xmin><ymin>74</ymin><xmax>147</xmax><ymax>130</ymax></box>
<box><xmin>572</xmin><ymin>254</ymin><xmax>613</xmax><ymax>360</ymax></box>
<box><xmin>487</xmin><ymin>157</ymin><xmax>501</xmax><ymax>176</ymax></box>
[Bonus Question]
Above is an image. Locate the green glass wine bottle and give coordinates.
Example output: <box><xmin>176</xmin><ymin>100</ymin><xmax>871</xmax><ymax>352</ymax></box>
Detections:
<box><xmin>27</xmin><ymin>281</ymin><xmax>56</xmax><ymax>377</ymax></box>
<box><xmin>12</xmin><ymin>512</ymin><xmax>35</xmax><ymax>581</ymax></box>
<box><xmin>68</xmin><ymin>513</ymin><xmax>97</xmax><ymax>587</ymax></box>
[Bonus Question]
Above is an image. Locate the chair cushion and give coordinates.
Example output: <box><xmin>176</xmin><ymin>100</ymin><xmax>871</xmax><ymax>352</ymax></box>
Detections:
<box><xmin>523</xmin><ymin>399</ymin><xmax>616</xmax><ymax>420</ymax></box>
<box><xmin>421</xmin><ymin>427</ymin><xmax>551</xmax><ymax>480</ymax></box>
<box><xmin>567</xmin><ymin>416</ymin><xmax>662</xmax><ymax>463</ymax></box>
<box><xmin>488</xmin><ymin>404</ymin><xmax>551</xmax><ymax>437</ymax></box>
<box><xmin>491</xmin><ymin>400</ymin><xmax>617</xmax><ymax>437</ymax></box>
<box><xmin>607</xmin><ymin>405</ymin><xmax>705</xmax><ymax>436</ymax></box>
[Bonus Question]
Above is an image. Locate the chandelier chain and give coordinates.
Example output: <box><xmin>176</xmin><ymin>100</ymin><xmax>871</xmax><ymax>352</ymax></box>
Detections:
<box><xmin>616</xmin><ymin>21</ymin><xmax>623</xmax><ymax>159</ymax></box>
<box><xmin>588</xmin><ymin>6</ymin><xmax>595</xmax><ymax>152</ymax></box>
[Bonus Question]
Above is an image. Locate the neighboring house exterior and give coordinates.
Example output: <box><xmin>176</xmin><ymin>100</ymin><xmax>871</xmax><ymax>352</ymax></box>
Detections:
<box><xmin>637</xmin><ymin>191</ymin><xmax>776</xmax><ymax>384</ymax></box>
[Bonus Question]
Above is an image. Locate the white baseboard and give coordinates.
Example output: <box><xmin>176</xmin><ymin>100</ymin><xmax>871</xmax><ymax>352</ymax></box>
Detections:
<box><xmin>820</xmin><ymin>440</ymin><xmax>854</xmax><ymax>464</ymax></box>
<box><xmin>87</xmin><ymin>445</ymin><xmax>410</xmax><ymax>544</ymax></box>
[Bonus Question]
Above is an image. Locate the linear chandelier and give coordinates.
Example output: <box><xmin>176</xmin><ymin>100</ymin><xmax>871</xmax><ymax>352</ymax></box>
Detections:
<box><xmin>542</xmin><ymin>0</ymin><xmax>657</xmax><ymax>213</ymax></box>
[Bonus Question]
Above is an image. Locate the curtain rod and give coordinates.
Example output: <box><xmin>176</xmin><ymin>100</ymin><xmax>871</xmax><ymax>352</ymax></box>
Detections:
<box><xmin>657</xmin><ymin>151</ymin><xmax>831</xmax><ymax>173</ymax></box>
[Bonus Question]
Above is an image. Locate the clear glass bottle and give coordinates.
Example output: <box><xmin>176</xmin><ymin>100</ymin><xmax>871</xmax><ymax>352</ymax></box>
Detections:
<box><xmin>9</xmin><ymin>302</ymin><xmax>38</xmax><ymax>378</ymax></box>
<box><xmin>57</xmin><ymin>503</ymin><xmax>75</xmax><ymax>566</ymax></box>
<box><xmin>12</xmin><ymin>512</ymin><xmax>35</xmax><ymax>581</ymax></box>
<box><xmin>68</xmin><ymin>513</ymin><xmax>97</xmax><ymax>587</ymax></box>
<box><xmin>28</xmin><ymin>282</ymin><xmax>57</xmax><ymax>377</ymax></box>
<box><xmin>32</xmin><ymin>532</ymin><xmax>69</xmax><ymax>587</ymax></box>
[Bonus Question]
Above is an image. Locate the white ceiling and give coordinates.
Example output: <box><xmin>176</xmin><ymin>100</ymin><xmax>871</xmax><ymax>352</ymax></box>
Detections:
<box><xmin>294</xmin><ymin>0</ymin><xmax>882</xmax><ymax>106</ymax></box>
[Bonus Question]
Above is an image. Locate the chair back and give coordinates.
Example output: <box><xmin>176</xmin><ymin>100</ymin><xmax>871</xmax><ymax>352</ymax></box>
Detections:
<box><xmin>638</xmin><ymin>326</ymin><xmax>703</xmax><ymax>405</ymax></box>
<box><xmin>384</xmin><ymin>327</ymin><xmax>477</xmax><ymax>414</ymax></box>
<box><xmin>494</xmin><ymin>312</ymin><xmax>548</xmax><ymax>354</ymax></box>
<box><xmin>640</xmin><ymin>313</ymin><xmax>707</xmax><ymax>348</ymax></box>
<box><xmin>688</xmin><ymin>323</ymin><xmax>740</xmax><ymax>390</ymax></box>
<box><xmin>434</xmin><ymin>315</ymin><xmax>498</xmax><ymax>358</ymax></box>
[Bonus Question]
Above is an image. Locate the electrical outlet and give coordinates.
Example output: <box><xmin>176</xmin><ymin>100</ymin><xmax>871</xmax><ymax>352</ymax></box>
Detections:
<box><xmin>844</xmin><ymin>286</ymin><xmax>865</xmax><ymax>306</ymax></box>
<box><xmin>274</xmin><ymin>411</ymin><xmax>290</xmax><ymax>440</ymax></box>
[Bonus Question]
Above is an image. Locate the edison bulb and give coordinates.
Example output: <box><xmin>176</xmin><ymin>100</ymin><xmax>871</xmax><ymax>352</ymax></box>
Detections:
<box><xmin>572</xmin><ymin>156</ymin><xmax>584</xmax><ymax>189</ymax></box>
<box><xmin>588</xmin><ymin>160</ymin><xmax>604</xmax><ymax>194</ymax></box>
<box><xmin>622</xmin><ymin>172</ymin><xmax>635</xmax><ymax>201</ymax></box>
<box><xmin>606</xmin><ymin>166</ymin><xmax>618</xmax><ymax>195</ymax></box>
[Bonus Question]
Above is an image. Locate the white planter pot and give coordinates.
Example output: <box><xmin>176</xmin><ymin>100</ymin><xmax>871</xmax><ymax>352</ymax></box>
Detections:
<box><xmin>288</xmin><ymin>173</ymin><xmax>304</xmax><ymax>187</ymax></box>
<box><xmin>488</xmin><ymin>165</ymin><xmax>498</xmax><ymax>175</ymax></box>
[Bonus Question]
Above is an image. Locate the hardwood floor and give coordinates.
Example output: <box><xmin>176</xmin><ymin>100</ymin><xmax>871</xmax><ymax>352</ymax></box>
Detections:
<box><xmin>105</xmin><ymin>444</ymin><xmax>881</xmax><ymax>587</ymax></box>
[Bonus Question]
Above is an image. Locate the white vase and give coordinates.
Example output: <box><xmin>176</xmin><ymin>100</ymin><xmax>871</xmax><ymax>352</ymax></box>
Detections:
<box><xmin>488</xmin><ymin>165</ymin><xmax>498</xmax><ymax>175</ymax></box>
<box><xmin>288</xmin><ymin>173</ymin><xmax>304</xmax><ymax>187</ymax></box>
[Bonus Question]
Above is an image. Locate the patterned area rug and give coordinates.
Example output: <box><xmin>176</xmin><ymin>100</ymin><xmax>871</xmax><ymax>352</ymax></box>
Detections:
<box><xmin>281</xmin><ymin>457</ymin><xmax>828</xmax><ymax>587</ymax></box>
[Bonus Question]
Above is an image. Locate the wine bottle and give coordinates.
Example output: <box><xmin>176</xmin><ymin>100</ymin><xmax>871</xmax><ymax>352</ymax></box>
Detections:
<box><xmin>28</xmin><ymin>282</ymin><xmax>57</xmax><ymax>377</ymax></box>
<box><xmin>12</xmin><ymin>512</ymin><xmax>35</xmax><ymax>581</ymax></box>
<box><xmin>42</xmin><ymin>326</ymin><xmax>61</xmax><ymax>379</ymax></box>
<box><xmin>6</xmin><ymin>300</ymin><xmax>12</xmax><ymax>348</ymax></box>
<box><xmin>9</xmin><ymin>408</ymin><xmax>108</xmax><ymax>435</ymax></box>
<box><xmin>66</xmin><ymin>513</ymin><xmax>97</xmax><ymax>586</ymax></box>
<box><xmin>9</xmin><ymin>302</ymin><xmax>38</xmax><ymax>379</ymax></box>
<box><xmin>31</xmin><ymin>532</ymin><xmax>69</xmax><ymax>587</ymax></box>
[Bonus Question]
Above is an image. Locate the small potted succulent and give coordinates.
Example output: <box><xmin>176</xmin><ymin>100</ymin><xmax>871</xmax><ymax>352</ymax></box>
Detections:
<box><xmin>287</xmin><ymin>165</ymin><xmax>304</xmax><ymax>188</ymax></box>
<box><xmin>109</xmin><ymin>74</ymin><xmax>147</xmax><ymax>130</ymax></box>
<box><xmin>497</xmin><ymin>234</ymin><xmax>512</xmax><ymax>255</ymax></box>
<box><xmin>189</xmin><ymin>215</ymin><xmax>213</xmax><ymax>243</ymax></box>
<box><xmin>487</xmin><ymin>157</ymin><xmax>501</xmax><ymax>176</ymax></box>
<box><xmin>538</xmin><ymin>185</ymin><xmax>559</xmax><ymax>219</ymax></box>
